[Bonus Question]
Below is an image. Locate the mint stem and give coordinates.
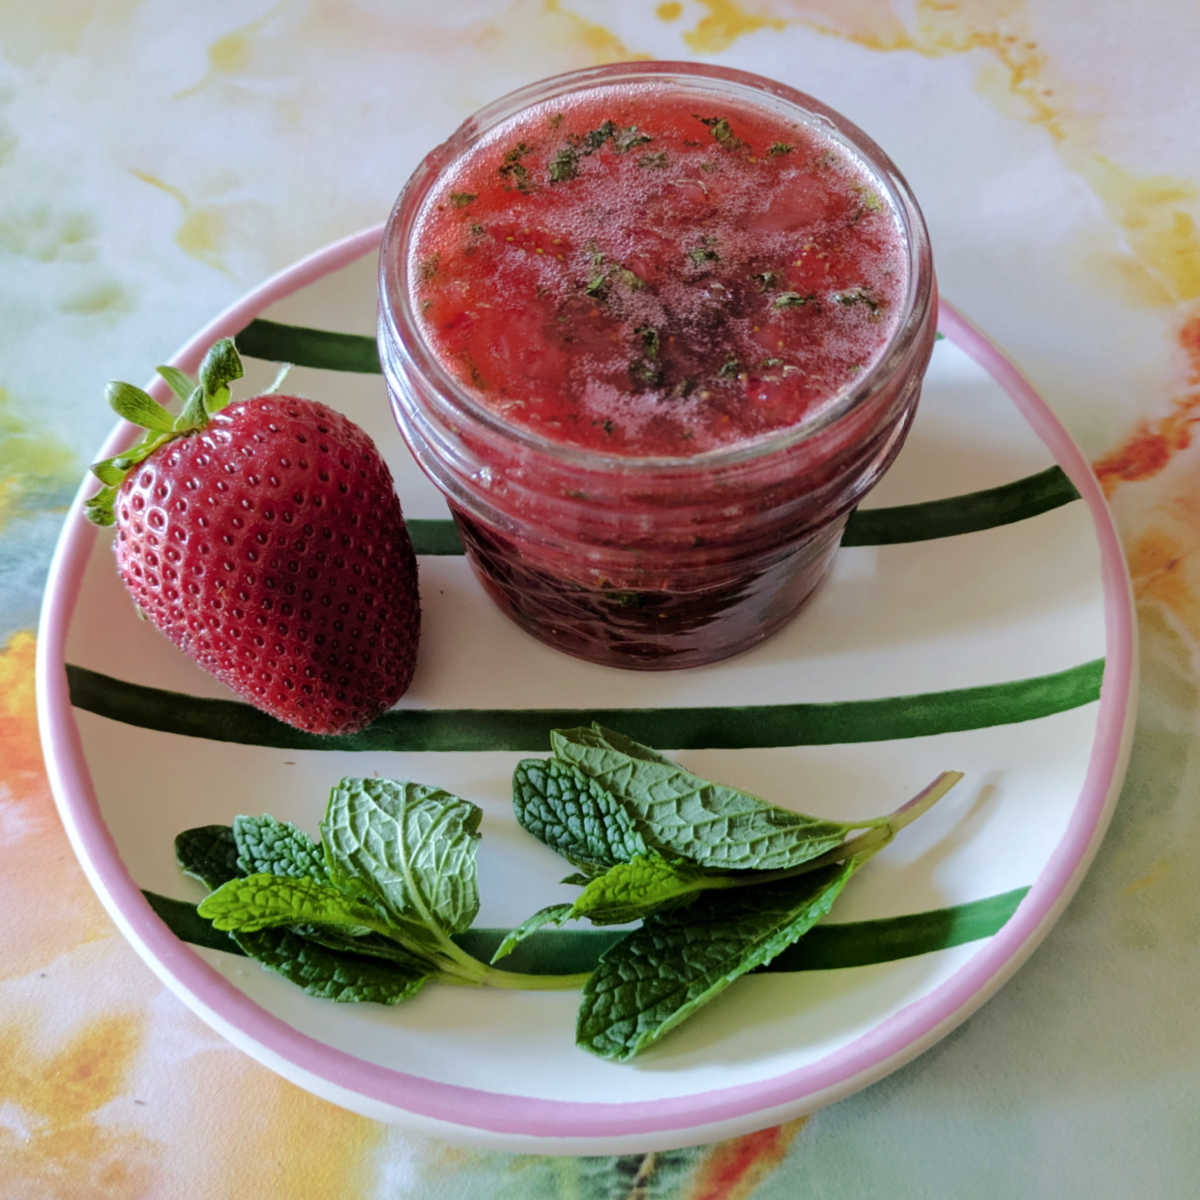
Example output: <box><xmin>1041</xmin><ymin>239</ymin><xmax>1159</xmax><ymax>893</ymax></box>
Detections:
<box><xmin>281</xmin><ymin>907</ymin><xmax>590</xmax><ymax>991</ymax></box>
<box><xmin>411</xmin><ymin>907</ymin><xmax>593</xmax><ymax>991</ymax></box>
<box><xmin>798</xmin><ymin>770</ymin><xmax>963</xmax><ymax>870</ymax></box>
<box><xmin>885</xmin><ymin>769</ymin><xmax>964</xmax><ymax>830</ymax></box>
<box><xmin>442</xmin><ymin>964</ymin><xmax>593</xmax><ymax>991</ymax></box>
<box><xmin>697</xmin><ymin>770</ymin><xmax>964</xmax><ymax>892</ymax></box>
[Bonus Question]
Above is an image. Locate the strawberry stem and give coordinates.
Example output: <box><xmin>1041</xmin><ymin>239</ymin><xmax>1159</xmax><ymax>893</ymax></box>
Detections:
<box><xmin>198</xmin><ymin>338</ymin><xmax>243</xmax><ymax>415</ymax></box>
<box><xmin>156</xmin><ymin>365</ymin><xmax>195</xmax><ymax>403</ymax></box>
<box><xmin>84</xmin><ymin>338</ymin><xmax>247</xmax><ymax>526</ymax></box>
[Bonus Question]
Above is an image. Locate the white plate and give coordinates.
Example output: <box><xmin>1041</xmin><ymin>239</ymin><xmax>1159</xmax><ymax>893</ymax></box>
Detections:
<box><xmin>37</xmin><ymin>226</ymin><xmax>1136</xmax><ymax>1154</ymax></box>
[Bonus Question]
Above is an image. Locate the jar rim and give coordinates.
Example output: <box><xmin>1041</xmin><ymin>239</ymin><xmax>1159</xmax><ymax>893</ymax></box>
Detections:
<box><xmin>378</xmin><ymin>59</ymin><xmax>935</xmax><ymax>475</ymax></box>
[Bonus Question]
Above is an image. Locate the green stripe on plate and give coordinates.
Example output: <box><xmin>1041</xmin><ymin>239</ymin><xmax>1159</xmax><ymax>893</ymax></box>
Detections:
<box><xmin>842</xmin><ymin>465</ymin><xmax>1080</xmax><ymax>545</ymax></box>
<box><xmin>232</xmin><ymin>320</ymin><xmax>1078</xmax><ymax>548</ymax></box>
<box><xmin>142</xmin><ymin>885</ymin><xmax>1029</xmax><ymax>975</ymax></box>
<box><xmin>406</xmin><ymin>465</ymin><xmax>1080</xmax><ymax>555</ymax></box>
<box><xmin>406</xmin><ymin>518</ymin><xmax>465</xmax><ymax>556</ymax></box>
<box><xmin>67</xmin><ymin>658</ymin><xmax>1103</xmax><ymax>752</ymax></box>
<box><xmin>236</xmin><ymin>318</ymin><xmax>381</xmax><ymax>373</ymax></box>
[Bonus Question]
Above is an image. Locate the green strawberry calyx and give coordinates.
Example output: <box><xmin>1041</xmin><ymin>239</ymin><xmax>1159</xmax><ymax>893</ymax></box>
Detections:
<box><xmin>84</xmin><ymin>338</ymin><xmax>247</xmax><ymax>527</ymax></box>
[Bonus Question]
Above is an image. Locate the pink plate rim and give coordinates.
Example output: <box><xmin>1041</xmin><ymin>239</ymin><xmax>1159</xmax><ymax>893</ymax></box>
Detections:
<box><xmin>36</xmin><ymin>224</ymin><xmax>1137</xmax><ymax>1144</ymax></box>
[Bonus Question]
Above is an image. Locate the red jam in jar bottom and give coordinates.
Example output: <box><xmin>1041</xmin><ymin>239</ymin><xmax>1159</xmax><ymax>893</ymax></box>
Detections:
<box><xmin>379</xmin><ymin>62</ymin><xmax>936</xmax><ymax>669</ymax></box>
<box><xmin>449</xmin><ymin>504</ymin><xmax>844</xmax><ymax>668</ymax></box>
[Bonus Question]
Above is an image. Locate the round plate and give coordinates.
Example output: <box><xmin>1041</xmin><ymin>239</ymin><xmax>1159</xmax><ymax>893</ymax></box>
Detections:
<box><xmin>37</xmin><ymin>226</ymin><xmax>1136</xmax><ymax>1154</ymax></box>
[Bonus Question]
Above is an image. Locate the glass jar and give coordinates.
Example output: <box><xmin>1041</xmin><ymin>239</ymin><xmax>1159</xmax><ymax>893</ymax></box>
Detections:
<box><xmin>378</xmin><ymin>61</ymin><xmax>936</xmax><ymax>669</ymax></box>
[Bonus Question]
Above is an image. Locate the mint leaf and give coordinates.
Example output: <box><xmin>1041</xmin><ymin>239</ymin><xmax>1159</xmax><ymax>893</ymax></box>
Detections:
<box><xmin>554</xmin><ymin>725</ymin><xmax>670</xmax><ymax>765</ymax></box>
<box><xmin>512</xmin><ymin>757</ymin><xmax>649</xmax><ymax>874</ymax></box>
<box><xmin>197</xmin><ymin>873</ymin><xmax>384</xmax><ymax>934</ymax></box>
<box><xmin>490</xmin><ymin>902</ymin><xmax>576</xmax><ymax>963</ymax></box>
<box><xmin>175</xmin><ymin>825</ymin><xmax>241</xmax><ymax>890</ymax></box>
<box><xmin>576</xmin><ymin>860</ymin><xmax>858</xmax><ymax>1061</ymax></box>
<box><xmin>835</xmin><ymin>289</ymin><xmax>881</xmax><ymax>313</ymax></box>
<box><xmin>773</xmin><ymin>291</ymin><xmax>817</xmax><ymax>309</ymax></box>
<box><xmin>583</xmin><ymin>119</ymin><xmax>616</xmax><ymax>150</ymax></box>
<box><xmin>498</xmin><ymin>142</ymin><xmax>533</xmax><ymax>193</ymax></box>
<box><xmin>614</xmin><ymin>125</ymin><xmax>652</xmax><ymax>153</ymax></box>
<box><xmin>697</xmin><ymin>115</ymin><xmax>743</xmax><ymax>149</ymax></box>
<box><xmin>570</xmin><ymin>853</ymin><xmax>709</xmax><ymax>925</ymax></box>
<box><xmin>548</xmin><ymin>147</ymin><xmax>579</xmax><ymax>182</ymax></box>
<box><xmin>234</xmin><ymin>927</ymin><xmax>430</xmax><ymax>1004</ymax></box>
<box><xmin>320</xmin><ymin>778</ymin><xmax>482</xmax><ymax>961</ymax></box>
<box><xmin>288</xmin><ymin>923</ymin><xmax>433</xmax><ymax>971</ymax></box>
<box><xmin>233</xmin><ymin>813</ymin><xmax>329</xmax><ymax>882</ymax></box>
<box><xmin>551</xmin><ymin>726</ymin><xmax>873</xmax><ymax>871</ymax></box>
<box><xmin>502</xmin><ymin>855</ymin><xmax>710</xmax><ymax>957</ymax></box>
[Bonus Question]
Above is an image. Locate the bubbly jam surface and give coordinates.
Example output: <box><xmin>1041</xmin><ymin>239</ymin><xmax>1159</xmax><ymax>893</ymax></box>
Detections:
<box><xmin>408</xmin><ymin>83</ymin><xmax>907</xmax><ymax>458</ymax></box>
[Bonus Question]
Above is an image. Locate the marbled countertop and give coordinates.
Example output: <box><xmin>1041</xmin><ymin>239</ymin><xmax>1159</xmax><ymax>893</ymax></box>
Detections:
<box><xmin>3</xmin><ymin>3</ymin><xmax>1198</xmax><ymax>1195</ymax></box>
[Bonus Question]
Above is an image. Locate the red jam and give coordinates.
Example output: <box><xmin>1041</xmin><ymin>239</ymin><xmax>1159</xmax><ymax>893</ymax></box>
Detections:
<box><xmin>379</xmin><ymin>63</ymin><xmax>936</xmax><ymax>669</ymax></box>
<box><xmin>410</xmin><ymin>89</ymin><xmax>905</xmax><ymax>458</ymax></box>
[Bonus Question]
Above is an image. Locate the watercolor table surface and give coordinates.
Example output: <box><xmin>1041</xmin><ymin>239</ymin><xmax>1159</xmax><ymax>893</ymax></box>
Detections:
<box><xmin>4</xmin><ymin>2</ymin><xmax>1199</xmax><ymax>1195</ymax></box>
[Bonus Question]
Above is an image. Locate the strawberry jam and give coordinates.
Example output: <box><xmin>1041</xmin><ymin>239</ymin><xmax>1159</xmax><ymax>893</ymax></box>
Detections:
<box><xmin>379</xmin><ymin>62</ymin><xmax>936</xmax><ymax>668</ymax></box>
<box><xmin>410</xmin><ymin>93</ymin><xmax>905</xmax><ymax>458</ymax></box>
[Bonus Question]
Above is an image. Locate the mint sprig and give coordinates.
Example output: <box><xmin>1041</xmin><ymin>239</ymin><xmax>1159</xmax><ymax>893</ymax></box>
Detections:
<box><xmin>558</xmin><ymin>753</ymin><xmax>962</xmax><ymax>1061</ymax></box>
<box><xmin>180</xmin><ymin>777</ymin><xmax>590</xmax><ymax>1001</ymax></box>
<box><xmin>501</xmin><ymin>730</ymin><xmax>961</xmax><ymax>983</ymax></box>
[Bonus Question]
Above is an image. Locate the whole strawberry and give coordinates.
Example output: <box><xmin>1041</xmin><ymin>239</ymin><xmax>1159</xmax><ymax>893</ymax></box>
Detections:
<box><xmin>85</xmin><ymin>339</ymin><xmax>420</xmax><ymax>735</ymax></box>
